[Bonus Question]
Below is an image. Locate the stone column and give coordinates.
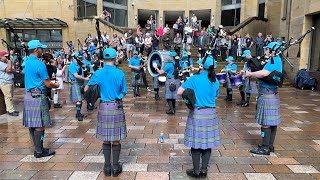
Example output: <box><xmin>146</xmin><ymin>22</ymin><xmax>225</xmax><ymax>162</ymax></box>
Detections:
<box><xmin>97</xmin><ymin>0</ymin><xmax>103</xmax><ymax>17</ymax></box>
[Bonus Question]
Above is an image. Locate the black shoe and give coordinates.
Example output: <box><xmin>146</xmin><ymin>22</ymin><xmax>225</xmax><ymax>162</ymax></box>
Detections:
<box><xmin>7</xmin><ymin>111</ymin><xmax>19</xmax><ymax>116</ymax></box>
<box><xmin>76</xmin><ymin>113</ymin><xmax>85</xmax><ymax>121</ymax></box>
<box><xmin>258</xmin><ymin>144</ymin><xmax>274</xmax><ymax>152</ymax></box>
<box><xmin>103</xmin><ymin>165</ymin><xmax>111</xmax><ymax>176</ymax></box>
<box><xmin>250</xmin><ymin>146</ymin><xmax>270</xmax><ymax>155</ymax></box>
<box><xmin>241</xmin><ymin>102</ymin><xmax>249</xmax><ymax>107</ymax></box>
<box><xmin>226</xmin><ymin>98</ymin><xmax>232</xmax><ymax>102</ymax></box>
<box><xmin>112</xmin><ymin>164</ymin><xmax>123</xmax><ymax>177</ymax></box>
<box><xmin>186</xmin><ymin>169</ymin><xmax>201</xmax><ymax>178</ymax></box>
<box><xmin>155</xmin><ymin>94</ymin><xmax>160</xmax><ymax>100</ymax></box>
<box><xmin>166</xmin><ymin>110</ymin><xmax>174</xmax><ymax>115</ymax></box>
<box><xmin>54</xmin><ymin>104</ymin><xmax>62</xmax><ymax>108</ymax></box>
<box><xmin>87</xmin><ymin>104</ymin><xmax>94</xmax><ymax>110</ymax></box>
<box><xmin>34</xmin><ymin>149</ymin><xmax>55</xmax><ymax>158</ymax></box>
<box><xmin>200</xmin><ymin>170</ymin><xmax>207</xmax><ymax>178</ymax></box>
<box><xmin>135</xmin><ymin>93</ymin><xmax>140</xmax><ymax>97</ymax></box>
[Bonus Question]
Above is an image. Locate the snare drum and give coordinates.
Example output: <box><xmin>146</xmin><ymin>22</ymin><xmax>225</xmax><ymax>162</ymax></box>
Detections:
<box><xmin>216</xmin><ymin>73</ymin><xmax>227</xmax><ymax>83</ymax></box>
<box><xmin>230</xmin><ymin>75</ymin><xmax>243</xmax><ymax>87</ymax></box>
<box><xmin>158</xmin><ymin>76</ymin><xmax>167</xmax><ymax>83</ymax></box>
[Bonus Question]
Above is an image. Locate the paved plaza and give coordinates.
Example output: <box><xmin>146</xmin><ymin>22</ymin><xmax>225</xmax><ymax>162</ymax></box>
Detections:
<box><xmin>0</xmin><ymin>71</ymin><xmax>320</xmax><ymax>180</ymax></box>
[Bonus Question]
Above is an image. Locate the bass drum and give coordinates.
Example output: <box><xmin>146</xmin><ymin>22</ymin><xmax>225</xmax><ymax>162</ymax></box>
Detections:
<box><xmin>147</xmin><ymin>50</ymin><xmax>172</xmax><ymax>77</ymax></box>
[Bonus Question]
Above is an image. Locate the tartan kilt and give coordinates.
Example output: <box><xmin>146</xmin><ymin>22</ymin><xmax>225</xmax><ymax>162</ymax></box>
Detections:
<box><xmin>23</xmin><ymin>92</ymin><xmax>51</xmax><ymax>128</ymax></box>
<box><xmin>184</xmin><ymin>108</ymin><xmax>220</xmax><ymax>149</ymax></box>
<box><xmin>130</xmin><ymin>71</ymin><xmax>142</xmax><ymax>86</ymax></box>
<box><xmin>256</xmin><ymin>88</ymin><xmax>281</xmax><ymax>126</ymax></box>
<box><xmin>96</xmin><ymin>102</ymin><xmax>127</xmax><ymax>142</ymax></box>
<box><xmin>153</xmin><ymin>76</ymin><xmax>159</xmax><ymax>89</ymax></box>
<box><xmin>165</xmin><ymin>78</ymin><xmax>180</xmax><ymax>99</ymax></box>
<box><xmin>239</xmin><ymin>77</ymin><xmax>258</xmax><ymax>94</ymax></box>
<box><xmin>70</xmin><ymin>81</ymin><xmax>83</xmax><ymax>103</ymax></box>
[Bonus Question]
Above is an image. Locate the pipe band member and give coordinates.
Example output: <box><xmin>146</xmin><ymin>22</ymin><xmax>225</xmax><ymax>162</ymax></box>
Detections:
<box><xmin>245</xmin><ymin>42</ymin><xmax>282</xmax><ymax>155</ymax></box>
<box><xmin>179</xmin><ymin>51</ymin><xmax>193</xmax><ymax>83</ymax></box>
<box><xmin>69</xmin><ymin>52</ymin><xmax>90</xmax><ymax>121</ymax></box>
<box><xmin>155</xmin><ymin>51</ymin><xmax>180</xmax><ymax>115</ymax></box>
<box><xmin>222</xmin><ymin>56</ymin><xmax>237</xmax><ymax>102</ymax></box>
<box><xmin>85</xmin><ymin>48</ymin><xmax>127</xmax><ymax>177</ymax></box>
<box><xmin>128</xmin><ymin>51</ymin><xmax>142</xmax><ymax>97</ymax></box>
<box><xmin>177</xmin><ymin>55</ymin><xmax>220</xmax><ymax>178</ymax></box>
<box><xmin>152</xmin><ymin>59</ymin><xmax>161</xmax><ymax>100</ymax></box>
<box><xmin>23</xmin><ymin>40</ymin><xmax>60</xmax><ymax>158</ymax></box>
<box><xmin>237</xmin><ymin>50</ymin><xmax>258</xmax><ymax>107</ymax></box>
<box><xmin>82</xmin><ymin>51</ymin><xmax>94</xmax><ymax>110</ymax></box>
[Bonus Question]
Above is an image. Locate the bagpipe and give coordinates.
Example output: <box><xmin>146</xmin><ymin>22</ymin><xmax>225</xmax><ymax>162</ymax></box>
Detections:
<box><xmin>246</xmin><ymin>27</ymin><xmax>315</xmax><ymax>87</ymax></box>
<box><xmin>3</xmin><ymin>22</ymin><xmax>29</xmax><ymax>88</ymax></box>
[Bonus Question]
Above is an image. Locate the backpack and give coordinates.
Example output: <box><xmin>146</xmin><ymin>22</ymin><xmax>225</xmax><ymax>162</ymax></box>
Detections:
<box><xmin>294</xmin><ymin>69</ymin><xmax>318</xmax><ymax>90</ymax></box>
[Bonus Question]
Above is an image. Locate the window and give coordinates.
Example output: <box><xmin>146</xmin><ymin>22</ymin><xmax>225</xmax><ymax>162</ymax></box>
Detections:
<box><xmin>23</xmin><ymin>30</ymin><xmax>36</xmax><ymax>42</ymax></box>
<box><xmin>258</xmin><ymin>3</ymin><xmax>265</xmax><ymax>18</ymax></box>
<box><xmin>222</xmin><ymin>0</ymin><xmax>233</xmax><ymax>6</ymax></box>
<box><xmin>221</xmin><ymin>8</ymin><xmax>240</xmax><ymax>26</ymax></box>
<box><xmin>282</xmin><ymin>0</ymin><xmax>288</xmax><ymax>20</ymax></box>
<box><xmin>51</xmin><ymin>30</ymin><xmax>62</xmax><ymax>42</ymax></box>
<box><xmin>37</xmin><ymin>30</ymin><xmax>50</xmax><ymax>42</ymax></box>
<box><xmin>77</xmin><ymin>0</ymin><xmax>97</xmax><ymax>18</ymax></box>
<box><xmin>114</xmin><ymin>9</ymin><xmax>128</xmax><ymax>27</ymax></box>
<box><xmin>103</xmin><ymin>0</ymin><xmax>128</xmax><ymax>27</ymax></box>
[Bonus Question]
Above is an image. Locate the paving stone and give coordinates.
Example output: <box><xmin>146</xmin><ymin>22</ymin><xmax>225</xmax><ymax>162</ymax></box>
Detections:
<box><xmin>0</xmin><ymin>162</ymin><xmax>22</xmax><ymax>170</ymax></box>
<box><xmin>135</xmin><ymin>172</ymin><xmax>169</xmax><ymax>180</ymax></box>
<box><xmin>252</xmin><ymin>165</ymin><xmax>292</xmax><ymax>173</ymax></box>
<box><xmin>207</xmin><ymin>173</ymin><xmax>247</xmax><ymax>180</ymax></box>
<box><xmin>127</xmin><ymin>126</ymin><xmax>145</xmax><ymax>130</ymax></box>
<box><xmin>287</xmin><ymin>165</ymin><xmax>320</xmax><ymax>173</ymax></box>
<box><xmin>313</xmin><ymin>140</ymin><xmax>320</xmax><ymax>145</ymax></box>
<box><xmin>149</xmin><ymin>119</ymin><xmax>168</xmax><ymax>123</ymax></box>
<box><xmin>86</xmin><ymin>129</ymin><xmax>96</xmax><ymax>134</ymax></box>
<box><xmin>17</xmin><ymin>162</ymin><xmax>55</xmax><ymax>170</ymax></box>
<box><xmin>130</xmin><ymin>148</ymin><xmax>159</xmax><ymax>156</ymax></box>
<box><xmin>267</xmin><ymin>157</ymin><xmax>300</xmax><ymax>165</ymax></box>
<box><xmin>20</xmin><ymin>155</ymin><xmax>53</xmax><ymax>162</ymax></box>
<box><xmin>81</xmin><ymin>155</ymin><xmax>104</xmax><ymax>163</ymax></box>
<box><xmin>273</xmin><ymin>173</ymin><xmax>315</xmax><ymax>180</ymax></box>
<box><xmin>234</xmin><ymin>157</ymin><xmax>270</xmax><ymax>164</ymax></box>
<box><xmin>292</xmin><ymin>111</ymin><xmax>309</xmax><ymax>114</ymax></box>
<box><xmin>68</xmin><ymin>171</ymin><xmax>100</xmax><ymax>180</ymax></box>
<box><xmin>148</xmin><ymin>163</ymin><xmax>182</xmax><ymax>172</ymax></box>
<box><xmin>0</xmin><ymin>170</ymin><xmax>37</xmax><ymax>180</ymax></box>
<box><xmin>59</xmin><ymin>126</ymin><xmax>78</xmax><ymax>130</ymax></box>
<box><xmin>173</xmin><ymin>144</ymin><xmax>189</xmax><ymax>150</ymax></box>
<box><xmin>281</xmin><ymin>127</ymin><xmax>303</xmax><ymax>131</ymax></box>
<box><xmin>137</xmin><ymin>156</ymin><xmax>169</xmax><ymax>164</ymax></box>
<box><xmin>123</xmin><ymin>163</ymin><xmax>148</xmax><ymax>172</ymax></box>
<box><xmin>32</xmin><ymin>171</ymin><xmax>72</xmax><ymax>180</ymax></box>
<box><xmin>51</xmin><ymin>162</ymin><xmax>89</xmax><ymax>171</ymax></box>
<box><xmin>55</xmin><ymin>138</ymin><xmax>84</xmax><ymax>143</ymax></box>
<box><xmin>244</xmin><ymin>173</ymin><xmax>276</xmax><ymax>180</ymax></box>
<box><xmin>217</xmin><ymin>164</ymin><xmax>255</xmax><ymax>173</ymax></box>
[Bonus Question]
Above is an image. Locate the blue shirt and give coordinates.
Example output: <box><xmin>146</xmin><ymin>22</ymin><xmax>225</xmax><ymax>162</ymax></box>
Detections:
<box><xmin>87</xmin><ymin>65</ymin><xmax>127</xmax><ymax>101</ymax></box>
<box><xmin>69</xmin><ymin>61</ymin><xmax>80</xmax><ymax>81</ymax></box>
<box><xmin>162</xmin><ymin>60</ymin><xmax>175</xmax><ymax>78</ymax></box>
<box><xmin>179</xmin><ymin>57</ymin><xmax>193</xmax><ymax>69</ymax></box>
<box><xmin>24</xmin><ymin>55</ymin><xmax>49</xmax><ymax>91</ymax></box>
<box><xmin>259</xmin><ymin>55</ymin><xmax>282</xmax><ymax>89</ymax></box>
<box><xmin>88</xmin><ymin>45</ymin><xmax>96</xmax><ymax>54</ymax></box>
<box><xmin>182</xmin><ymin>71</ymin><xmax>220</xmax><ymax>107</ymax></box>
<box><xmin>83</xmin><ymin>58</ymin><xmax>94</xmax><ymax>72</ymax></box>
<box><xmin>128</xmin><ymin>57</ymin><xmax>141</xmax><ymax>67</ymax></box>
<box><xmin>224</xmin><ymin>63</ymin><xmax>237</xmax><ymax>72</ymax></box>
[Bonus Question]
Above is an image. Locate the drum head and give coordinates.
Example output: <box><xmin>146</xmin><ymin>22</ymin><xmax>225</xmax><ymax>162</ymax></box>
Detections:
<box><xmin>158</xmin><ymin>76</ymin><xmax>167</xmax><ymax>82</ymax></box>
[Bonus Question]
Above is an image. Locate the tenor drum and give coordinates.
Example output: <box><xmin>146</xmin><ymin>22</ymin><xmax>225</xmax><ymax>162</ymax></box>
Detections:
<box><xmin>230</xmin><ymin>75</ymin><xmax>243</xmax><ymax>87</ymax></box>
<box><xmin>216</xmin><ymin>73</ymin><xmax>227</xmax><ymax>83</ymax></box>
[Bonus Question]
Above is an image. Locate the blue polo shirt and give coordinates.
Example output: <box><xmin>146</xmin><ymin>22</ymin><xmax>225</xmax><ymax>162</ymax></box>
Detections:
<box><xmin>182</xmin><ymin>71</ymin><xmax>220</xmax><ymax>107</ymax></box>
<box><xmin>162</xmin><ymin>61</ymin><xmax>175</xmax><ymax>78</ymax></box>
<box><xmin>179</xmin><ymin>57</ymin><xmax>193</xmax><ymax>69</ymax></box>
<box><xmin>83</xmin><ymin>58</ymin><xmax>94</xmax><ymax>72</ymax></box>
<box><xmin>87</xmin><ymin>65</ymin><xmax>127</xmax><ymax>101</ymax></box>
<box><xmin>259</xmin><ymin>55</ymin><xmax>282</xmax><ymax>89</ymax></box>
<box><xmin>224</xmin><ymin>63</ymin><xmax>237</xmax><ymax>72</ymax></box>
<box><xmin>69</xmin><ymin>61</ymin><xmax>80</xmax><ymax>81</ymax></box>
<box><xmin>128</xmin><ymin>57</ymin><xmax>141</xmax><ymax>67</ymax></box>
<box><xmin>24</xmin><ymin>55</ymin><xmax>49</xmax><ymax>91</ymax></box>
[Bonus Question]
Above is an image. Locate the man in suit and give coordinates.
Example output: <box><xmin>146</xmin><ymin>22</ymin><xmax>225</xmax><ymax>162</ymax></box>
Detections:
<box><xmin>198</xmin><ymin>31</ymin><xmax>208</xmax><ymax>58</ymax></box>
